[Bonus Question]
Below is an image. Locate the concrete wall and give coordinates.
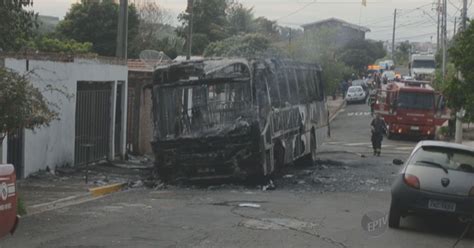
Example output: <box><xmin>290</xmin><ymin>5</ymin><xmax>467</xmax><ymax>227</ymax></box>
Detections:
<box><xmin>4</xmin><ymin>57</ymin><xmax>128</xmax><ymax>177</ymax></box>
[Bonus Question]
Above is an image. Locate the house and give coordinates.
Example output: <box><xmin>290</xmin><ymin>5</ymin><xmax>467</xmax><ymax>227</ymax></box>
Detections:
<box><xmin>0</xmin><ymin>53</ymin><xmax>128</xmax><ymax>178</ymax></box>
<box><xmin>302</xmin><ymin>18</ymin><xmax>370</xmax><ymax>48</ymax></box>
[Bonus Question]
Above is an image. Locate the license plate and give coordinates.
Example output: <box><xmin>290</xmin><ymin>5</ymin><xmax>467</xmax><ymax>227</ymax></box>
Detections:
<box><xmin>428</xmin><ymin>200</ymin><xmax>456</xmax><ymax>212</ymax></box>
<box><xmin>410</xmin><ymin>126</ymin><xmax>420</xmax><ymax>131</ymax></box>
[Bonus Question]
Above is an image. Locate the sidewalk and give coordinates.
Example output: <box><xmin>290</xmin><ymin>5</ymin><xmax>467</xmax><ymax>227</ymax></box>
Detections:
<box><xmin>17</xmin><ymin>160</ymin><xmax>153</xmax><ymax>216</ymax></box>
<box><xmin>327</xmin><ymin>96</ymin><xmax>346</xmax><ymax>121</ymax></box>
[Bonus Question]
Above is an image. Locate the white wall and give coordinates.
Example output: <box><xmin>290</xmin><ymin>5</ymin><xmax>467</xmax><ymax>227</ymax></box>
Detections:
<box><xmin>4</xmin><ymin>57</ymin><xmax>128</xmax><ymax>177</ymax></box>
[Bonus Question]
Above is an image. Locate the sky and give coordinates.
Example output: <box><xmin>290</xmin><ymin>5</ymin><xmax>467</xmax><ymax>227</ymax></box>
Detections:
<box><xmin>31</xmin><ymin>0</ymin><xmax>473</xmax><ymax>42</ymax></box>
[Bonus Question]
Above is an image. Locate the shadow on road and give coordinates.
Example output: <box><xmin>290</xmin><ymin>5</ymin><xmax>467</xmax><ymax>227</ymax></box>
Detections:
<box><xmin>396</xmin><ymin>215</ymin><xmax>474</xmax><ymax>244</ymax></box>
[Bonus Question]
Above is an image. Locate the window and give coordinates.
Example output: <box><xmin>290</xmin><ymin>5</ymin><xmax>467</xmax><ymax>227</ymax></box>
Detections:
<box><xmin>397</xmin><ymin>92</ymin><xmax>434</xmax><ymax>110</ymax></box>
<box><xmin>410</xmin><ymin>146</ymin><xmax>474</xmax><ymax>173</ymax></box>
<box><xmin>286</xmin><ymin>68</ymin><xmax>299</xmax><ymax>104</ymax></box>
<box><xmin>297</xmin><ymin>69</ymin><xmax>309</xmax><ymax>103</ymax></box>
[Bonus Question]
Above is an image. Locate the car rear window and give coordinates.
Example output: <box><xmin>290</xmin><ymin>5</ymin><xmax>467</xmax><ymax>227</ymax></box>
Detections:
<box><xmin>409</xmin><ymin>146</ymin><xmax>474</xmax><ymax>173</ymax></box>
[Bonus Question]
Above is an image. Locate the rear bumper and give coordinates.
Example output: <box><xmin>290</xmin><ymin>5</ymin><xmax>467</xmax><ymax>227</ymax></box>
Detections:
<box><xmin>392</xmin><ymin>177</ymin><xmax>474</xmax><ymax>217</ymax></box>
<box><xmin>388</xmin><ymin>123</ymin><xmax>435</xmax><ymax>137</ymax></box>
<box><xmin>345</xmin><ymin>96</ymin><xmax>366</xmax><ymax>102</ymax></box>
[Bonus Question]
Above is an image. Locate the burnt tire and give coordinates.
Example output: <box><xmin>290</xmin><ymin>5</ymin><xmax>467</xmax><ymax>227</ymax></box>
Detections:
<box><xmin>388</xmin><ymin>202</ymin><xmax>401</xmax><ymax>228</ymax></box>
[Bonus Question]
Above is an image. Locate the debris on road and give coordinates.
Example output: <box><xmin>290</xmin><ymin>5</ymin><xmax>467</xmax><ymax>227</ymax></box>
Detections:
<box><xmin>238</xmin><ymin>203</ymin><xmax>261</xmax><ymax>208</ymax></box>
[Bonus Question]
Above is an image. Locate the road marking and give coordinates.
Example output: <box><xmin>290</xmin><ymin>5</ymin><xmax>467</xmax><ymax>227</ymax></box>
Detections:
<box><xmin>346</xmin><ymin>142</ymin><xmax>371</xmax><ymax>146</ymax></box>
<box><xmin>347</xmin><ymin>112</ymin><xmax>371</xmax><ymax>116</ymax></box>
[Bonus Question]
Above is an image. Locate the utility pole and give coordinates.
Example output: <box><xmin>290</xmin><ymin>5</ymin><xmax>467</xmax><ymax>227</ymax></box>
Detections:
<box><xmin>437</xmin><ymin>0</ymin><xmax>440</xmax><ymax>51</ymax></box>
<box><xmin>441</xmin><ymin>0</ymin><xmax>447</xmax><ymax>79</ymax></box>
<box><xmin>186</xmin><ymin>0</ymin><xmax>194</xmax><ymax>60</ymax></box>
<box><xmin>455</xmin><ymin>0</ymin><xmax>468</xmax><ymax>144</ymax></box>
<box><xmin>391</xmin><ymin>9</ymin><xmax>397</xmax><ymax>60</ymax></box>
<box><xmin>116</xmin><ymin>0</ymin><xmax>128</xmax><ymax>59</ymax></box>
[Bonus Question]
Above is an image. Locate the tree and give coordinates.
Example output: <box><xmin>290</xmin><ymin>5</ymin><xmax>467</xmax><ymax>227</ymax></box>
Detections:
<box><xmin>0</xmin><ymin>68</ymin><xmax>59</xmax><ymax>143</ymax></box>
<box><xmin>203</xmin><ymin>33</ymin><xmax>274</xmax><ymax>58</ymax></box>
<box><xmin>290</xmin><ymin>27</ymin><xmax>355</xmax><ymax>95</ymax></box>
<box><xmin>253</xmin><ymin>17</ymin><xmax>279</xmax><ymax>41</ymax></box>
<box><xmin>338</xmin><ymin>39</ymin><xmax>386</xmax><ymax>73</ymax></box>
<box><xmin>56</xmin><ymin>0</ymin><xmax>139</xmax><ymax>57</ymax></box>
<box><xmin>0</xmin><ymin>1</ymin><xmax>38</xmax><ymax>51</ymax></box>
<box><xmin>394</xmin><ymin>41</ymin><xmax>411</xmax><ymax>66</ymax></box>
<box><xmin>128</xmin><ymin>1</ymin><xmax>183</xmax><ymax>58</ymax></box>
<box><xmin>442</xmin><ymin>20</ymin><xmax>474</xmax><ymax>122</ymax></box>
<box><xmin>26</xmin><ymin>36</ymin><xmax>93</xmax><ymax>54</ymax></box>
<box><xmin>226</xmin><ymin>2</ymin><xmax>254</xmax><ymax>36</ymax></box>
<box><xmin>177</xmin><ymin>0</ymin><xmax>230</xmax><ymax>55</ymax></box>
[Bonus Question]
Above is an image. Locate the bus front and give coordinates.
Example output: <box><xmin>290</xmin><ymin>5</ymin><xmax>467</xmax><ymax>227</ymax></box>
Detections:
<box><xmin>151</xmin><ymin>60</ymin><xmax>261</xmax><ymax>180</ymax></box>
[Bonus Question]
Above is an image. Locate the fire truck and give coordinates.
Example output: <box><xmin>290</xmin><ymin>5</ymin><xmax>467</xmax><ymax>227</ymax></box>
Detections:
<box><xmin>374</xmin><ymin>80</ymin><xmax>449</xmax><ymax>139</ymax></box>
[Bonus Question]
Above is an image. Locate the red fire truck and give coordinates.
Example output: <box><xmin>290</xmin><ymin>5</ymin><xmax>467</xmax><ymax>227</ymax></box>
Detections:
<box><xmin>0</xmin><ymin>164</ymin><xmax>19</xmax><ymax>239</ymax></box>
<box><xmin>374</xmin><ymin>80</ymin><xmax>449</xmax><ymax>139</ymax></box>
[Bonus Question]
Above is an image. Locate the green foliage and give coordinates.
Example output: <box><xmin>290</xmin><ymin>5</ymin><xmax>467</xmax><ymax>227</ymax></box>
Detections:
<box><xmin>56</xmin><ymin>0</ymin><xmax>140</xmax><ymax>57</ymax></box>
<box><xmin>253</xmin><ymin>17</ymin><xmax>279</xmax><ymax>41</ymax></box>
<box><xmin>450</xmin><ymin>20</ymin><xmax>474</xmax><ymax>93</ymax></box>
<box><xmin>17</xmin><ymin>196</ymin><xmax>26</xmax><ymax>216</ymax></box>
<box><xmin>438</xmin><ymin>20</ymin><xmax>474</xmax><ymax>123</ymax></box>
<box><xmin>177</xmin><ymin>0</ymin><xmax>229</xmax><ymax>54</ymax></box>
<box><xmin>128</xmin><ymin>1</ymin><xmax>184</xmax><ymax>58</ymax></box>
<box><xmin>0</xmin><ymin>68</ymin><xmax>59</xmax><ymax>142</ymax></box>
<box><xmin>394</xmin><ymin>40</ymin><xmax>410</xmax><ymax>66</ymax></box>
<box><xmin>226</xmin><ymin>2</ymin><xmax>254</xmax><ymax>36</ymax></box>
<box><xmin>26</xmin><ymin>37</ymin><xmax>93</xmax><ymax>54</ymax></box>
<box><xmin>338</xmin><ymin>39</ymin><xmax>386</xmax><ymax>73</ymax></box>
<box><xmin>0</xmin><ymin>1</ymin><xmax>38</xmax><ymax>51</ymax></box>
<box><xmin>290</xmin><ymin>27</ymin><xmax>355</xmax><ymax>95</ymax></box>
<box><xmin>203</xmin><ymin>33</ymin><xmax>273</xmax><ymax>58</ymax></box>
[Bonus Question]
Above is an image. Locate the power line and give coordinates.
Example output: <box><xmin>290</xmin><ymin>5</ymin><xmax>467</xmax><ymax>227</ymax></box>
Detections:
<box><xmin>275</xmin><ymin>0</ymin><xmax>317</xmax><ymax>21</ymax></box>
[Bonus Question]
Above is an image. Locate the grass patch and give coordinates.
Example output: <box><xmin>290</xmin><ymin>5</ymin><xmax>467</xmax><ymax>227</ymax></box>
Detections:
<box><xmin>17</xmin><ymin>197</ymin><xmax>27</xmax><ymax>216</ymax></box>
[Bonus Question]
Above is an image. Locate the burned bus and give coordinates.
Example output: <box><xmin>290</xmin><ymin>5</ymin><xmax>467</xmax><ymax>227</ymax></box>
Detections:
<box><xmin>151</xmin><ymin>58</ymin><xmax>328</xmax><ymax>180</ymax></box>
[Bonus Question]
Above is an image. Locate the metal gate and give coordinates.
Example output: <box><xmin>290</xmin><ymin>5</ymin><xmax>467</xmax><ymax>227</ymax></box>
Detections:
<box><xmin>75</xmin><ymin>82</ymin><xmax>112</xmax><ymax>165</ymax></box>
<box><xmin>7</xmin><ymin>129</ymin><xmax>24</xmax><ymax>178</ymax></box>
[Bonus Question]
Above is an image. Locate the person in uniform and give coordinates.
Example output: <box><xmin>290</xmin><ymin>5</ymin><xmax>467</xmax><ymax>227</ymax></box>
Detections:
<box><xmin>371</xmin><ymin>114</ymin><xmax>387</xmax><ymax>156</ymax></box>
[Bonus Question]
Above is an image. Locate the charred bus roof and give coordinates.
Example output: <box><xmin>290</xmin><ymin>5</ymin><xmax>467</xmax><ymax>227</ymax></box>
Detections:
<box><xmin>153</xmin><ymin>58</ymin><xmax>252</xmax><ymax>87</ymax></box>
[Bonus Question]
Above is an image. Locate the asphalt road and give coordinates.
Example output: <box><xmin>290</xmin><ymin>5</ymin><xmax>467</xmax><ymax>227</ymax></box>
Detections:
<box><xmin>2</xmin><ymin>102</ymin><xmax>473</xmax><ymax>248</ymax></box>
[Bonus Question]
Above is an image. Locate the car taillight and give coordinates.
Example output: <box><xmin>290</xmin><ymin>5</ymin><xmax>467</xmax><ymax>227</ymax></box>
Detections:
<box><xmin>469</xmin><ymin>187</ymin><xmax>474</xmax><ymax>197</ymax></box>
<box><xmin>404</xmin><ymin>174</ymin><xmax>420</xmax><ymax>189</ymax></box>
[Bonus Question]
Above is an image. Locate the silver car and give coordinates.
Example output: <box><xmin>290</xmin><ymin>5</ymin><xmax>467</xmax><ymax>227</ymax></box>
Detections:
<box><xmin>345</xmin><ymin>86</ymin><xmax>366</xmax><ymax>104</ymax></box>
<box><xmin>389</xmin><ymin>141</ymin><xmax>474</xmax><ymax>228</ymax></box>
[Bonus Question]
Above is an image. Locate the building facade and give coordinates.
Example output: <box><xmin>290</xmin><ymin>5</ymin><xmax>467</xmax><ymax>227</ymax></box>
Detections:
<box><xmin>302</xmin><ymin>18</ymin><xmax>370</xmax><ymax>48</ymax></box>
<box><xmin>0</xmin><ymin>54</ymin><xmax>128</xmax><ymax>178</ymax></box>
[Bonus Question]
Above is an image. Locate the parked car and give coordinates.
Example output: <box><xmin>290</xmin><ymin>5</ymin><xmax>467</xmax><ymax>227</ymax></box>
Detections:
<box><xmin>345</xmin><ymin>86</ymin><xmax>367</xmax><ymax>104</ymax></box>
<box><xmin>389</xmin><ymin>141</ymin><xmax>474</xmax><ymax>228</ymax></box>
<box><xmin>0</xmin><ymin>164</ymin><xmax>19</xmax><ymax>239</ymax></box>
<box><xmin>351</xmin><ymin>79</ymin><xmax>369</xmax><ymax>96</ymax></box>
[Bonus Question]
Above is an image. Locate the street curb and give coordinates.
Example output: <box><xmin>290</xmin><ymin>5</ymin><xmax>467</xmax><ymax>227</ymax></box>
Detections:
<box><xmin>329</xmin><ymin>100</ymin><xmax>346</xmax><ymax>123</ymax></box>
<box><xmin>89</xmin><ymin>183</ymin><xmax>126</xmax><ymax>197</ymax></box>
<box><xmin>24</xmin><ymin>183</ymin><xmax>126</xmax><ymax>216</ymax></box>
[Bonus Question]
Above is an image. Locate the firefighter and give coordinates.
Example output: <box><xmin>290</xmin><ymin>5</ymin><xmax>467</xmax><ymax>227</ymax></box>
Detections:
<box><xmin>370</xmin><ymin>114</ymin><xmax>387</xmax><ymax>156</ymax></box>
<box><xmin>368</xmin><ymin>91</ymin><xmax>377</xmax><ymax>116</ymax></box>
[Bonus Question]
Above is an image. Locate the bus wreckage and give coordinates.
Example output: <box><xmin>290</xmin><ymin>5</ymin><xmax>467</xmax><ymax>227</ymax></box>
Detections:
<box><xmin>151</xmin><ymin>58</ymin><xmax>329</xmax><ymax>180</ymax></box>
